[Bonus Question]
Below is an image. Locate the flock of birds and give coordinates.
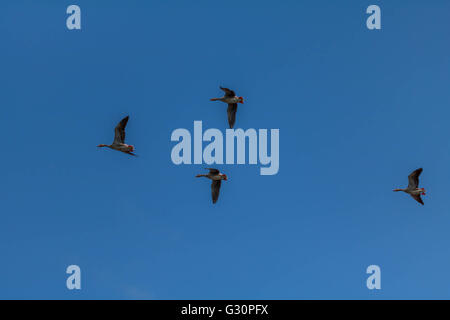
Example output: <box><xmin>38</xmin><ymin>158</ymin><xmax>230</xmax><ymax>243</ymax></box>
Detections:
<box><xmin>97</xmin><ymin>86</ymin><xmax>426</xmax><ymax>206</ymax></box>
<box><xmin>97</xmin><ymin>87</ymin><xmax>242</xmax><ymax>204</ymax></box>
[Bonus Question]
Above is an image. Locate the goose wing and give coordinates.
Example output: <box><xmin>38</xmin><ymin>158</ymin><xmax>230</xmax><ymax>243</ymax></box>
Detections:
<box><xmin>227</xmin><ymin>103</ymin><xmax>237</xmax><ymax>129</ymax></box>
<box><xmin>113</xmin><ymin>116</ymin><xmax>129</xmax><ymax>144</ymax></box>
<box><xmin>410</xmin><ymin>193</ymin><xmax>424</xmax><ymax>205</ymax></box>
<box><xmin>220</xmin><ymin>86</ymin><xmax>236</xmax><ymax>98</ymax></box>
<box><xmin>206</xmin><ymin>168</ymin><xmax>220</xmax><ymax>175</ymax></box>
<box><xmin>211</xmin><ymin>180</ymin><xmax>222</xmax><ymax>204</ymax></box>
<box><xmin>407</xmin><ymin>168</ymin><xmax>423</xmax><ymax>189</ymax></box>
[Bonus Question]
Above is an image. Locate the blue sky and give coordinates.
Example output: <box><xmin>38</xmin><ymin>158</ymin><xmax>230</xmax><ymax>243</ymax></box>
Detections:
<box><xmin>1</xmin><ymin>0</ymin><xmax>450</xmax><ymax>299</ymax></box>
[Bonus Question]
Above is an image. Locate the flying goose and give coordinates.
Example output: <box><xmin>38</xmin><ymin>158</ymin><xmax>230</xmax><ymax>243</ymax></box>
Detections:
<box><xmin>97</xmin><ymin>115</ymin><xmax>137</xmax><ymax>156</ymax></box>
<box><xmin>393</xmin><ymin>168</ymin><xmax>426</xmax><ymax>205</ymax></box>
<box><xmin>196</xmin><ymin>168</ymin><xmax>228</xmax><ymax>204</ymax></box>
<box><xmin>210</xmin><ymin>86</ymin><xmax>244</xmax><ymax>129</ymax></box>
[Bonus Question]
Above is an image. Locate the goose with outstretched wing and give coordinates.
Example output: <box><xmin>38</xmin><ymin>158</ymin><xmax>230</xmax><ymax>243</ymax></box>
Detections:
<box><xmin>196</xmin><ymin>168</ymin><xmax>228</xmax><ymax>204</ymax></box>
<box><xmin>210</xmin><ymin>86</ymin><xmax>244</xmax><ymax>129</ymax></box>
<box><xmin>393</xmin><ymin>168</ymin><xmax>426</xmax><ymax>205</ymax></box>
<box><xmin>97</xmin><ymin>115</ymin><xmax>137</xmax><ymax>156</ymax></box>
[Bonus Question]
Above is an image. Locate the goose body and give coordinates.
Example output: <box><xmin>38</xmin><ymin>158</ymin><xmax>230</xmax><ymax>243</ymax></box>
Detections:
<box><xmin>393</xmin><ymin>168</ymin><xmax>426</xmax><ymax>205</ymax></box>
<box><xmin>97</xmin><ymin>115</ymin><xmax>137</xmax><ymax>156</ymax></box>
<box><xmin>210</xmin><ymin>87</ymin><xmax>244</xmax><ymax>129</ymax></box>
<box><xmin>196</xmin><ymin>168</ymin><xmax>228</xmax><ymax>204</ymax></box>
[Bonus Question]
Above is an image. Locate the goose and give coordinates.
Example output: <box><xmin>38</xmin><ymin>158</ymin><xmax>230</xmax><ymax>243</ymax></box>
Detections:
<box><xmin>210</xmin><ymin>86</ymin><xmax>244</xmax><ymax>129</ymax></box>
<box><xmin>393</xmin><ymin>168</ymin><xmax>426</xmax><ymax>205</ymax></box>
<box><xmin>97</xmin><ymin>115</ymin><xmax>137</xmax><ymax>156</ymax></box>
<box><xmin>196</xmin><ymin>168</ymin><xmax>228</xmax><ymax>204</ymax></box>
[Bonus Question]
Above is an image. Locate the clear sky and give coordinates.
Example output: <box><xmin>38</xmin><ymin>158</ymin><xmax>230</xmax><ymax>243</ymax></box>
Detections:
<box><xmin>1</xmin><ymin>0</ymin><xmax>450</xmax><ymax>299</ymax></box>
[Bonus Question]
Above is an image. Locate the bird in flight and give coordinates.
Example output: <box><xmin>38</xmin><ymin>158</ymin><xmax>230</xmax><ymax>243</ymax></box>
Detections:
<box><xmin>393</xmin><ymin>168</ymin><xmax>426</xmax><ymax>205</ymax></box>
<box><xmin>210</xmin><ymin>86</ymin><xmax>244</xmax><ymax>129</ymax></box>
<box><xmin>196</xmin><ymin>168</ymin><xmax>228</xmax><ymax>204</ymax></box>
<box><xmin>97</xmin><ymin>115</ymin><xmax>137</xmax><ymax>156</ymax></box>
